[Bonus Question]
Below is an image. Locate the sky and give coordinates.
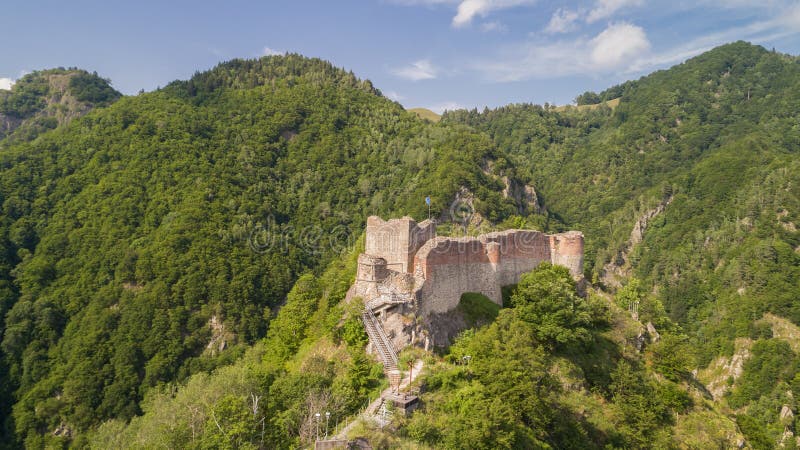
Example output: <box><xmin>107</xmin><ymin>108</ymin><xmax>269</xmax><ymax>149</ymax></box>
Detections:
<box><xmin>2</xmin><ymin>0</ymin><xmax>800</xmax><ymax>112</ymax></box>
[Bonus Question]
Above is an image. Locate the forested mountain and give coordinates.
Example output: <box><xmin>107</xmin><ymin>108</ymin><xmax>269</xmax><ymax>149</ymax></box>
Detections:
<box><xmin>1</xmin><ymin>42</ymin><xmax>799</xmax><ymax>448</ymax></box>
<box><xmin>443</xmin><ymin>41</ymin><xmax>800</xmax><ymax>447</ymax></box>
<box><xmin>0</xmin><ymin>55</ymin><xmax>525</xmax><ymax>448</ymax></box>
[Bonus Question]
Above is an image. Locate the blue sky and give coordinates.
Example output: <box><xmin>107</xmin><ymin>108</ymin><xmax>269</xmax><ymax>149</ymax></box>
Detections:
<box><xmin>2</xmin><ymin>0</ymin><xmax>799</xmax><ymax>112</ymax></box>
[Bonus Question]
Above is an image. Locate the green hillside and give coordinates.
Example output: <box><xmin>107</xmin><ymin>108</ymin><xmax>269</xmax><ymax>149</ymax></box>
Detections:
<box><xmin>1</xmin><ymin>42</ymin><xmax>799</xmax><ymax>448</ymax></box>
<box><xmin>444</xmin><ymin>41</ymin><xmax>800</xmax><ymax>446</ymax></box>
<box><xmin>0</xmin><ymin>55</ymin><xmax>524</xmax><ymax>448</ymax></box>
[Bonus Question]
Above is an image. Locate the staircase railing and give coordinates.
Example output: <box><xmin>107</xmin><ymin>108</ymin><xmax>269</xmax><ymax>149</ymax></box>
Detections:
<box><xmin>362</xmin><ymin>307</ymin><xmax>398</xmax><ymax>370</ymax></box>
<box><xmin>365</xmin><ymin>293</ymin><xmax>408</xmax><ymax>311</ymax></box>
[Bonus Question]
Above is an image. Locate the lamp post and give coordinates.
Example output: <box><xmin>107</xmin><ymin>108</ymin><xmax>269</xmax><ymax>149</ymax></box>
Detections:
<box><xmin>315</xmin><ymin>412</ymin><xmax>320</xmax><ymax>441</ymax></box>
<box><xmin>325</xmin><ymin>411</ymin><xmax>330</xmax><ymax>438</ymax></box>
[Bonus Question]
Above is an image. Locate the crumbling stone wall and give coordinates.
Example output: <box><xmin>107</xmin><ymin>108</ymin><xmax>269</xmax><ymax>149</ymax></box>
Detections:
<box><xmin>412</xmin><ymin>230</ymin><xmax>576</xmax><ymax>314</ymax></box>
<box><xmin>413</xmin><ymin>238</ymin><xmax>500</xmax><ymax>314</ymax></box>
<box><xmin>549</xmin><ymin>231</ymin><xmax>584</xmax><ymax>277</ymax></box>
<box><xmin>365</xmin><ymin>216</ymin><xmax>435</xmax><ymax>273</ymax></box>
<box><xmin>349</xmin><ymin>215</ymin><xmax>584</xmax><ymax>350</ymax></box>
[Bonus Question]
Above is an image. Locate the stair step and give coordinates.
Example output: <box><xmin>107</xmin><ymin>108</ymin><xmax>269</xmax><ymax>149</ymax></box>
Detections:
<box><xmin>361</xmin><ymin>308</ymin><xmax>398</xmax><ymax>371</ymax></box>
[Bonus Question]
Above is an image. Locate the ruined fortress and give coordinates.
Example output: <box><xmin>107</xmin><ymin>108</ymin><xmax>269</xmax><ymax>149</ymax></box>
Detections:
<box><xmin>347</xmin><ymin>216</ymin><xmax>584</xmax><ymax>366</ymax></box>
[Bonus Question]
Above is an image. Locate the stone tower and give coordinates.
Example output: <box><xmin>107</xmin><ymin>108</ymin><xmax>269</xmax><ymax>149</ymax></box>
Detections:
<box><xmin>364</xmin><ymin>216</ymin><xmax>436</xmax><ymax>273</ymax></box>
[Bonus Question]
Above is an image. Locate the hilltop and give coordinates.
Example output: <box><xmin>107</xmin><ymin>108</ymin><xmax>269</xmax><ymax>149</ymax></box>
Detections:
<box><xmin>554</xmin><ymin>97</ymin><xmax>620</xmax><ymax>112</ymax></box>
<box><xmin>407</xmin><ymin>107</ymin><xmax>441</xmax><ymax>122</ymax></box>
<box><xmin>0</xmin><ymin>69</ymin><xmax>120</xmax><ymax>143</ymax></box>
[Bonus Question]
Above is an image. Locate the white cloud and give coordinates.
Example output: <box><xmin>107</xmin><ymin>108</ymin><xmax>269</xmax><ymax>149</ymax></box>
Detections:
<box><xmin>475</xmin><ymin>41</ymin><xmax>585</xmax><ymax>81</ymax></box>
<box><xmin>427</xmin><ymin>101</ymin><xmax>463</xmax><ymax>114</ymax></box>
<box><xmin>391</xmin><ymin>0</ymin><xmax>536</xmax><ymax>28</ymax></box>
<box><xmin>545</xmin><ymin>8</ymin><xmax>580</xmax><ymax>33</ymax></box>
<box><xmin>697</xmin><ymin>0</ymin><xmax>787</xmax><ymax>11</ymax></box>
<box><xmin>625</xmin><ymin>4</ymin><xmax>800</xmax><ymax>72</ymax></box>
<box><xmin>475</xmin><ymin>0</ymin><xmax>800</xmax><ymax>84</ymax></box>
<box><xmin>262</xmin><ymin>46</ymin><xmax>283</xmax><ymax>56</ymax></box>
<box><xmin>475</xmin><ymin>22</ymin><xmax>650</xmax><ymax>81</ymax></box>
<box><xmin>543</xmin><ymin>0</ymin><xmax>642</xmax><ymax>33</ymax></box>
<box><xmin>481</xmin><ymin>21</ymin><xmax>508</xmax><ymax>32</ymax></box>
<box><xmin>389</xmin><ymin>0</ymin><xmax>458</xmax><ymax>5</ymax></box>
<box><xmin>392</xmin><ymin>59</ymin><xmax>438</xmax><ymax>81</ymax></box>
<box><xmin>452</xmin><ymin>0</ymin><xmax>536</xmax><ymax>27</ymax></box>
<box><xmin>453</xmin><ymin>0</ymin><xmax>491</xmax><ymax>26</ymax></box>
<box><xmin>586</xmin><ymin>0</ymin><xmax>643</xmax><ymax>23</ymax></box>
<box><xmin>398</xmin><ymin>0</ymin><xmax>800</xmax><ymax>87</ymax></box>
<box><xmin>0</xmin><ymin>77</ymin><xmax>14</xmax><ymax>90</ymax></box>
<box><xmin>386</xmin><ymin>90</ymin><xmax>405</xmax><ymax>101</ymax></box>
<box><xmin>590</xmin><ymin>22</ymin><xmax>650</xmax><ymax>68</ymax></box>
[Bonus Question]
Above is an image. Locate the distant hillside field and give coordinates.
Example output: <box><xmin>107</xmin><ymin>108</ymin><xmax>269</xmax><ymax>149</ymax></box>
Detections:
<box><xmin>408</xmin><ymin>107</ymin><xmax>441</xmax><ymax>122</ymax></box>
<box><xmin>554</xmin><ymin>97</ymin><xmax>620</xmax><ymax>112</ymax></box>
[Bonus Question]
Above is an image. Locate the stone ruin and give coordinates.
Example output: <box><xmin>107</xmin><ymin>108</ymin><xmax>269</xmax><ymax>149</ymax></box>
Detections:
<box><xmin>346</xmin><ymin>216</ymin><xmax>584</xmax><ymax>369</ymax></box>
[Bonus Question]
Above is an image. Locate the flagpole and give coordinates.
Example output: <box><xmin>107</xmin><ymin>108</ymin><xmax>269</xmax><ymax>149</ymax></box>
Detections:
<box><xmin>425</xmin><ymin>196</ymin><xmax>431</xmax><ymax>221</ymax></box>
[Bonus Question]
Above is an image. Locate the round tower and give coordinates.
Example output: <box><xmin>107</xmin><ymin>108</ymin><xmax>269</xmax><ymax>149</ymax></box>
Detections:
<box><xmin>550</xmin><ymin>232</ymin><xmax>584</xmax><ymax>277</ymax></box>
<box><xmin>357</xmin><ymin>254</ymin><xmax>388</xmax><ymax>282</ymax></box>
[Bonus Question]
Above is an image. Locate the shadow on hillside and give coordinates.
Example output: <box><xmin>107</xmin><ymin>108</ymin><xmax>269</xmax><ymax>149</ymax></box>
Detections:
<box><xmin>561</xmin><ymin>334</ymin><xmax>622</xmax><ymax>396</ymax></box>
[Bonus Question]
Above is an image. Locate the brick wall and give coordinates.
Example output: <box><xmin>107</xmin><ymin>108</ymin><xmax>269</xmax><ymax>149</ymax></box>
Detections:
<box><xmin>413</xmin><ymin>229</ymin><xmax>583</xmax><ymax>314</ymax></box>
<box><xmin>358</xmin><ymin>216</ymin><xmax>583</xmax><ymax>316</ymax></box>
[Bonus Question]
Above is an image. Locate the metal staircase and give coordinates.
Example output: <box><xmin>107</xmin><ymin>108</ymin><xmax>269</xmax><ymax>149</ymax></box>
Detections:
<box><xmin>365</xmin><ymin>293</ymin><xmax>408</xmax><ymax>311</ymax></box>
<box><xmin>361</xmin><ymin>307</ymin><xmax>398</xmax><ymax>371</ymax></box>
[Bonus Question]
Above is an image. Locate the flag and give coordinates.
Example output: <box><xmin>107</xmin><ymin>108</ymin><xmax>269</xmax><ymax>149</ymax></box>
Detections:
<box><xmin>425</xmin><ymin>196</ymin><xmax>431</xmax><ymax>206</ymax></box>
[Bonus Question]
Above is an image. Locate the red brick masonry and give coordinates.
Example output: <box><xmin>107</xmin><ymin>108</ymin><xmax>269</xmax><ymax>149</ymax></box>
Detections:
<box><xmin>356</xmin><ymin>217</ymin><xmax>584</xmax><ymax>315</ymax></box>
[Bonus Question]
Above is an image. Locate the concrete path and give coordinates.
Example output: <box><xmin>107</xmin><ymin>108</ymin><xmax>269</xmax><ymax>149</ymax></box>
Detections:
<box><xmin>399</xmin><ymin>359</ymin><xmax>424</xmax><ymax>391</ymax></box>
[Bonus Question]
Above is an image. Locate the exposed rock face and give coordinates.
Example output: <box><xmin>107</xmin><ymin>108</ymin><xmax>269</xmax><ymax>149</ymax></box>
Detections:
<box><xmin>52</xmin><ymin>423</ymin><xmax>73</xmax><ymax>438</ymax></box>
<box><xmin>0</xmin><ymin>113</ymin><xmax>22</xmax><ymax>137</ymax></box>
<box><xmin>780</xmin><ymin>405</ymin><xmax>794</xmax><ymax>424</ymax></box>
<box><xmin>630</xmin><ymin>200</ymin><xmax>670</xmax><ymax>245</ymax></box>
<box><xmin>697</xmin><ymin>338</ymin><xmax>752</xmax><ymax>401</ymax></box>
<box><xmin>763</xmin><ymin>313</ymin><xmax>800</xmax><ymax>354</ymax></box>
<box><xmin>501</xmin><ymin>176</ymin><xmax>543</xmax><ymax>214</ymax></box>
<box><xmin>206</xmin><ymin>315</ymin><xmax>232</xmax><ymax>355</ymax></box>
<box><xmin>347</xmin><ymin>215</ymin><xmax>584</xmax><ymax>352</ymax></box>
<box><xmin>481</xmin><ymin>160</ymin><xmax>543</xmax><ymax>215</ymax></box>
<box><xmin>634</xmin><ymin>329</ymin><xmax>647</xmax><ymax>352</ymax></box>
<box><xmin>0</xmin><ymin>70</ymin><xmax>120</xmax><ymax>143</ymax></box>
<box><xmin>646</xmin><ymin>321</ymin><xmax>661</xmax><ymax>343</ymax></box>
<box><xmin>601</xmin><ymin>195</ymin><xmax>673</xmax><ymax>288</ymax></box>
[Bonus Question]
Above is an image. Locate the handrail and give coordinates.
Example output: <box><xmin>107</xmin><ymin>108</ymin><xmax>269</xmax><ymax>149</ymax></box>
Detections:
<box><xmin>367</xmin><ymin>307</ymin><xmax>398</xmax><ymax>367</ymax></box>
<box><xmin>365</xmin><ymin>293</ymin><xmax>408</xmax><ymax>310</ymax></box>
<box><xmin>362</xmin><ymin>307</ymin><xmax>398</xmax><ymax>368</ymax></box>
